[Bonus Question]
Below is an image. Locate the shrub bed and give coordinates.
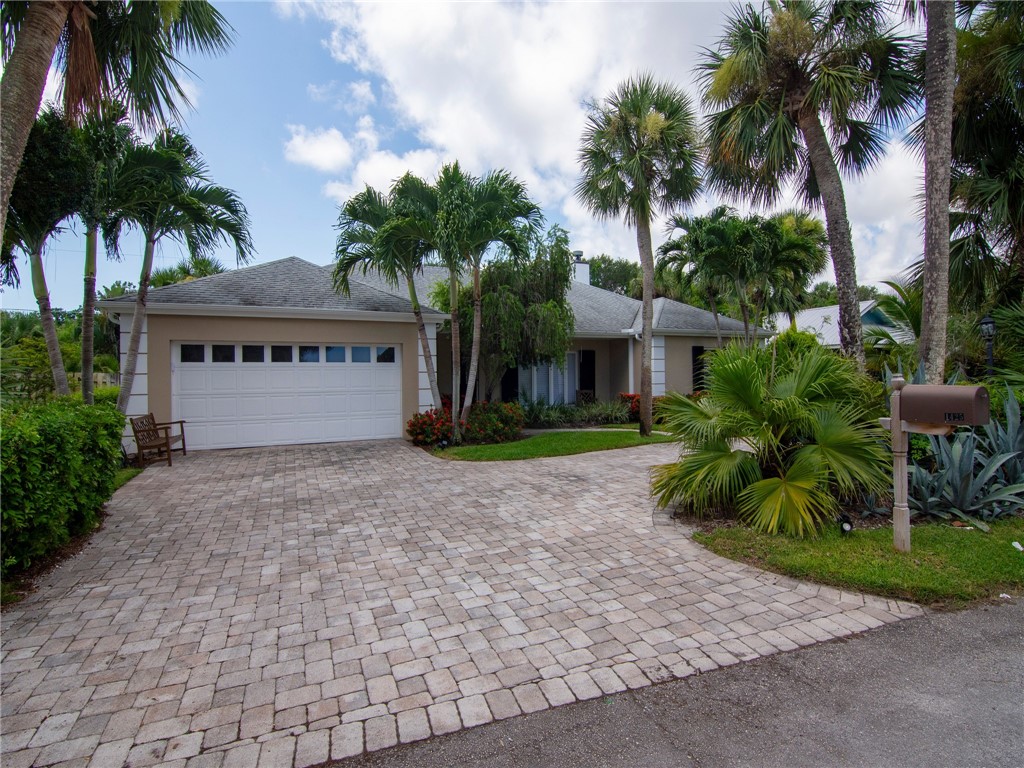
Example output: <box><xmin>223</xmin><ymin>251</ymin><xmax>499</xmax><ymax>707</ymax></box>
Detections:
<box><xmin>618</xmin><ymin>393</ymin><xmax>668</xmax><ymax>423</ymax></box>
<box><xmin>1</xmin><ymin>399</ymin><xmax>125</xmax><ymax>577</ymax></box>
<box><xmin>408</xmin><ymin>401</ymin><xmax>524</xmax><ymax>446</ymax></box>
<box><xmin>520</xmin><ymin>398</ymin><xmax>630</xmax><ymax>428</ymax></box>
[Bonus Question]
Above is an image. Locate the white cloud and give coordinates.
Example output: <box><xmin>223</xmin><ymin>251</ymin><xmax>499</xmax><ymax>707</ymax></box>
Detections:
<box><xmin>40</xmin><ymin>67</ymin><xmax>63</xmax><ymax>111</ymax></box>
<box><xmin>283</xmin><ymin>124</ymin><xmax>354</xmax><ymax>173</ymax></box>
<box><xmin>347</xmin><ymin>80</ymin><xmax>375</xmax><ymax>111</ymax></box>
<box><xmin>285</xmin><ymin>2</ymin><xmax>925</xmax><ymax>286</ymax></box>
<box><xmin>178</xmin><ymin>78</ymin><xmax>201</xmax><ymax>113</ymax></box>
<box><xmin>307</xmin><ymin>80</ymin><xmax>338</xmax><ymax>102</ymax></box>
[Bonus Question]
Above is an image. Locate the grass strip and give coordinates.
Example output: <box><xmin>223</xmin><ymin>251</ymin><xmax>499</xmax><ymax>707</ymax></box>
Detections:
<box><xmin>695</xmin><ymin>518</ymin><xmax>1024</xmax><ymax>607</ymax></box>
<box><xmin>439</xmin><ymin>429</ymin><xmax>673</xmax><ymax>461</ymax></box>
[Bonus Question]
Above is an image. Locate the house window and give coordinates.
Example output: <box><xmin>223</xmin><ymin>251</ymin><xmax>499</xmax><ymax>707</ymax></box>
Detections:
<box><xmin>242</xmin><ymin>345</ymin><xmax>264</xmax><ymax>363</ymax></box>
<box><xmin>271</xmin><ymin>345</ymin><xmax>293</xmax><ymax>363</ymax></box>
<box><xmin>325</xmin><ymin>346</ymin><xmax>346</xmax><ymax>363</ymax></box>
<box><xmin>180</xmin><ymin>344</ymin><xmax>204</xmax><ymax>363</ymax></box>
<box><xmin>351</xmin><ymin>346</ymin><xmax>371</xmax><ymax>363</ymax></box>
<box><xmin>212</xmin><ymin>344</ymin><xmax>235</xmax><ymax>363</ymax></box>
<box><xmin>299</xmin><ymin>345</ymin><xmax>320</xmax><ymax>363</ymax></box>
<box><xmin>376</xmin><ymin>346</ymin><xmax>395</xmax><ymax>363</ymax></box>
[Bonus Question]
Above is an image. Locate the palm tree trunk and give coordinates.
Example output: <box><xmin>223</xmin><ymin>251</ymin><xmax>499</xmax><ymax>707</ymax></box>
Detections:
<box><xmin>406</xmin><ymin>275</ymin><xmax>442</xmax><ymax>409</ymax></box>
<box><xmin>116</xmin><ymin>235</ymin><xmax>155</xmax><ymax>414</ymax></box>
<box><xmin>798</xmin><ymin>112</ymin><xmax>865</xmax><ymax>370</ymax></box>
<box><xmin>0</xmin><ymin>1</ymin><xmax>70</xmax><ymax>238</ymax></box>
<box><xmin>636</xmin><ymin>216</ymin><xmax>655</xmax><ymax>437</ymax></box>
<box><xmin>460</xmin><ymin>265</ymin><xmax>483</xmax><ymax>422</ymax></box>
<box><xmin>448</xmin><ymin>270</ymin><xmax>462</xmax><ymax>443</ymax></box>
<box><xmin>81</xmin><ymin>225</ymin><xmax>98</xmax><ymax>405</ymax></box>
<box><xmin>29</xmin><ymin>244</ymin><xmax>70</xmax><ymax>396</ymax></box>
<box><xmin>919</xmin><ymin>0</ymin><xmax>956</xmax><ymax>384</ymax></box>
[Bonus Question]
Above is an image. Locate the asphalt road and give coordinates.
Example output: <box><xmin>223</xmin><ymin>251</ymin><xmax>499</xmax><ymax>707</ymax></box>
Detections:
<box><xmin>338</xmin><ymin>599</ymin><xmax>1024</xmax><ymax>768</ymax></box>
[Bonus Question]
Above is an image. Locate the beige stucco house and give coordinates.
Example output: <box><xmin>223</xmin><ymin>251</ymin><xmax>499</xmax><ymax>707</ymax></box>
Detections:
<box><xmin>99</xmin><ymin>256</ymin><xmax>753</xmax><ymax>451</ymax></box>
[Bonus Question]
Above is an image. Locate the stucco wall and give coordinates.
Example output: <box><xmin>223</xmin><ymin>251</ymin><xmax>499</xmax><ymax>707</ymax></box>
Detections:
<box><xmin>664</xmin><ymin>335</ymin><xmax>720</xmax><ymax>394</ymax></box>
<box><xmin>145</xmin><ymin>314</ymin><xmax>423</xmax><ymax>431</ymax></box>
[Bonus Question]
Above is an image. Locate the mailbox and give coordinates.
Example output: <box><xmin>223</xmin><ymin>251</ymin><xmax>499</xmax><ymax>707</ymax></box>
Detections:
<box><xmin>900</xmin><ymin>384</ymin><xmax>990</xmax><ymax>426</ymax></box>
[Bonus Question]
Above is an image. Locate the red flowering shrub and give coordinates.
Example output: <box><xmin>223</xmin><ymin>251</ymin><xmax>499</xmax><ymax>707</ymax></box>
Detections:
<box><xmin>618</xmin><ymin>393</ymin><xmax>667</xmax><ymax>423</ymax></box>
<box><xmin>407</xmin><ymin>400</ymin><xmax>524</xmax><ymax>446</ymax></box>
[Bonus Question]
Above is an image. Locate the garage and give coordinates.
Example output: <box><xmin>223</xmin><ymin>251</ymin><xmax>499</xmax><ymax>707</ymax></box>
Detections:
<box><xmin>171</xmin><ymin>340</ymin><xmax>403</xmax><ymax>449</ymax></box>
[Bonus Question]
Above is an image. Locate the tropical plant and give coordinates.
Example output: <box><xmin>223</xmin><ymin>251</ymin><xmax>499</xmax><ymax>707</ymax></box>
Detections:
<box><xmin>150</xmin><ymin>254</ymin><xmax>226</xmax><ymax>288</ymax></box>
<box><xmin>1</xmin><ymin>0</ymin><xmax>233</xmax><ymax>238</ymax></box>
<box><xmin>3</xmin><ymin>106</ymin><xmax>93</xmax><ymax>396</ymax></box>
<box><xmin>754</xmin><ymin>209</ymin><xmax>829</xmax><ymax>331</ymax></box>
<box><xmin>908</xmin><ymin>431</ymin><xmax>1024</xmax><ymax>530</ymax></box>
<box><xmin>76</xmin><ymin>104</ymin><xmax>132</xmax><ymax>404</ymax></box>
<box><xmin>104</xmin><ymin>129</ymin><xmax>254</xmax><ymax>414</ymax></box>
<box><xmin>979</xmin><ymin>386</ymin><xmax>1024</xmax><ymax>488</ymax></box>
<box><xmin>577</xmin><ymin>72</ymin><xmax>702</xmax><ymax>435</ymax></box>
<box><xmin>334</xmin><ymin>178</ymin><xmax>442</xmax><ymax>409</ymax></box>
<box><xmin>652</xmin><ymin>343</ymin><xmax>889</xmax><ymax>536</ymax></box>
<box><xmin>701</xmin><ymin>1</ymin><xmax>917</xmax><ymax>368</ymax></box>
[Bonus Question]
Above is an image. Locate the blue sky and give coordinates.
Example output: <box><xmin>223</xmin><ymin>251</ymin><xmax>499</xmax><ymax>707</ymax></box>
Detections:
<box><xmin>4</xmin><ymin>1</ymin><xmax>924</xmax><ymax>313</ymax></box>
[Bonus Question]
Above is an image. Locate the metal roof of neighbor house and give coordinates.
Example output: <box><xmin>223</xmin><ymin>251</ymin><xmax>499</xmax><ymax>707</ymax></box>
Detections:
<box><xmin>102</xmin><ymin>257</ymin><xmax>444</xmax><ymax>317</ymax></box>
<box><xmin>770</xmin><ymin>301</ymin><xmax>882</xmax><ymax>348</ymax></box>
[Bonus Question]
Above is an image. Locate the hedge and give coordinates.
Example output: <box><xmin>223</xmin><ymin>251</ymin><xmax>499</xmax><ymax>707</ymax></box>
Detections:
<box><xmin>1</xmin><ymin>399</ymin><xmax>125</xmax><ymax>577</ymax></box>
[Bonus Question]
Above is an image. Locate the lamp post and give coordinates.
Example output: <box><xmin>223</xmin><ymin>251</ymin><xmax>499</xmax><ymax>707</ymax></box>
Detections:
<box><xmin>980</xmin><ymin>315</ymin><xmax>996</xmax><ymax>377</ymax></box>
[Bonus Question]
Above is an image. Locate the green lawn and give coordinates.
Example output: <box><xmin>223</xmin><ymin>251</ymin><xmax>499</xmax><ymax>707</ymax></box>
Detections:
<box><xmin>114</xmin><ymin>467</ymin><xmax>142</xmax><ymax>490</ymax></box>
<box><xmin>695</xmin><ymin>517</ymin><xmax>1024</xmax><ymax>607</ymax></box>
<box><xmin>439</xmin><ymin>429</ymin><xmax>674</xmax><ymax>461</ymax></box>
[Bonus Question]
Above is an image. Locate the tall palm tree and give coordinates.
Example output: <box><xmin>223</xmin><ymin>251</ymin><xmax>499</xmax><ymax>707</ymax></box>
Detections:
<box><xmin>334</xmin><ymin>178</ymin><xmax>443</xmax><ymax>410</ymax></box>
<box><xmin>0</xmin><ymin>0</ymin><xmax>233</xmax><ymax>237</ymax></box>
<box><xmin>577</xmin><ymin>73</ymin><xmax>702</xmax><ymax>436</ymax></box>
<box><xmin>701</xmin><ymin>1</ymin><xmax>917</xmax><ymax>369</ymax></box>
<box><xmin>752</xmin><ymin>209</ymin><xmax>829</xmax><ymax>334</ymax></box>
<box><xmin>105</xmin><ymin>130</ymin><xmax>254</xmax><ymax>415</ymax></box>
<box><xmin>448</xmin><ymin>168</ymin><xmax>541</xmax><ymax>423</ymax></box>
<box><xmin>3</xmin><ymin>106</ymin><xmax>93</xmax><ymax>396</ymax></box>
<box><xmin>916</xmin><ymin>0</ymin><xmax>958</xmax><ymax>384</ymax></box>
<box><xmin>77</xmin><ymin>104</ymin><xmax>132</xmax><ymax>405</ymax></box>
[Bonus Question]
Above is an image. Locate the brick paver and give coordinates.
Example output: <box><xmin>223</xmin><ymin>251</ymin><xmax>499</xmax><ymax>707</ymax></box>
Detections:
<box><xmin>0</xmin><ymin>441</ymin><xmax>922</xmax><ymax>765</ymax></box>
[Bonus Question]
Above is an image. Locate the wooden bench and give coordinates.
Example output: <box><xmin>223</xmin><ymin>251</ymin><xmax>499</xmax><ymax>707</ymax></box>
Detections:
<box><xmin>130</xmin><ymin>414</ymin><xmax>187</xmax><ymax>467</ymax></box>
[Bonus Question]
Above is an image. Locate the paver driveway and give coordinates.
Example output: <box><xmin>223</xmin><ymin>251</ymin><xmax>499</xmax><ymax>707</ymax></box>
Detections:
<box><xmin>1</xmin><ymin>441</ymin><xmax>922</xmax><ymax>768</ymax></box>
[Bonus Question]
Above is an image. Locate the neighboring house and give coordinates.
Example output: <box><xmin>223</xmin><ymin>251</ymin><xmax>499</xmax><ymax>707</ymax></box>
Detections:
<box><xmin>100</xmin><ymin>256</ymin><xmax>755</xmax><ymax>452</ymax></box>
<box><xmin>770</xmin><ymin>301</ymin><xmax>896</xmax><ymax>349</ymax></box>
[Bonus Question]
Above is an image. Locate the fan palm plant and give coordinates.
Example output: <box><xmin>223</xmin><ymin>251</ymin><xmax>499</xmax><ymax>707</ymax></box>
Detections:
<box><xmin>105</xmin><ymin>129</ymin><xmax>254</xmax><ymax>415</ymax></box>
<box><xmin>577</xmin><ymin>73</ymin><xmax>702</xmax><ymax>435</ymax></box>
<box><xmin>700</xmin><ymin>1</ymin><xmax>917</xmax><ymax>369</ymax></box>
<box><xmin>652</xmin><ymin>343</ymin><xmax>888</xmax><ymax>536</ymax></box>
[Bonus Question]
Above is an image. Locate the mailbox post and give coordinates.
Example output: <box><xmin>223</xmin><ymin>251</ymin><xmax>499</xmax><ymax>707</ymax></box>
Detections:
<box><xmin>889</xmin><ymin>377</ymin><xmax>912</xmax><ymax>552</ymax></box>
<box><xmin>883</xmin><ymin>377</ymin><xmax>990</xmax><ymax>553</ymax></box>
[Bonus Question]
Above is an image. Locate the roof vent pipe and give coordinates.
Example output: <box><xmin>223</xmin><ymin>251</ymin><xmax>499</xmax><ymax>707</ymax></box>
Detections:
<box><xmin>572</xmin><ymin>250</ymin><xmax>584</xmax><ymax>263</ymax></box>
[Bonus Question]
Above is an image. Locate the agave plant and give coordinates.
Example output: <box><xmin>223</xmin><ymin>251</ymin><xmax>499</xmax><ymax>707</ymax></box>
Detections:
<box><xmin>979</xmin><ymin>387</ymin><xmax>1023</xmax><ymax>487</ymax></box>
<box><xmin>652</xmin><ymin>343</ymin><xmax>889</xmax><ymax>536</ymax></box>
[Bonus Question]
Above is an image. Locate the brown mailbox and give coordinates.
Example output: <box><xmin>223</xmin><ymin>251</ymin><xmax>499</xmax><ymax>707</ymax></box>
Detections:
<box><xmin>900</xmin><ymin>384</ymin><xmax>990</xmax><ymax>426</ymax></box>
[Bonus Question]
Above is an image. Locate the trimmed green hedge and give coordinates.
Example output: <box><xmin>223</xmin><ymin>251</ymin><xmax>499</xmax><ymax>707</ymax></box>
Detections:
<box><xmin>1</xmin><ymin>400</ymin><xmax>125</xmax><ymax>577</ymax></box>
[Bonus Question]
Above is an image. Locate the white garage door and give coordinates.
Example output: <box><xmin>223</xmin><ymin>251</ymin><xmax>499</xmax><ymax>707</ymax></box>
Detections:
<box><xmin>171</xmin><ymin>341</ymin><xmax>403</xmax><ymax>449</ymax></box>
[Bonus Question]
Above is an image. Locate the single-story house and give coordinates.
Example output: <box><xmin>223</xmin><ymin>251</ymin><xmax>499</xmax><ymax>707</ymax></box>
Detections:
<box><xmin>770</xmin><ymin>301</ymin><xmax>896</xmax><ymax>348</ymax></box>
<box><xmin>100</xmin><ymin>256</ymin><xmax>754</xmax><ymax>451</ymax></box>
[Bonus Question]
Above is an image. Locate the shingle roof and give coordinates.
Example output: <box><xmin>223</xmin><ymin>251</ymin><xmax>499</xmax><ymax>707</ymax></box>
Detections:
<box><xmin>107</xmin><ymin>257</ymin><xmax>443</xmax><ymax>317</ymax></box>
<box><xmin>104</xmin><ymin>256</ymin><xmax>754</xmax><ymax>336</ymax></box>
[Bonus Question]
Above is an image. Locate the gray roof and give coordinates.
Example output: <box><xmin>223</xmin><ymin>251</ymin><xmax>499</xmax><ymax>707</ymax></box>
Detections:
<box><xmin>770</xmin><ymin>301</ymin><xmax>878</xmax><ymax>348</ymax></box>
<box><xmin>106</xmin><ymin>257</ymin><xmax>443</xmax><ymax>317</ymax></box>
<box><xmin>103</xmin><ymin>255</ymin><xmax>753</xmax><ymax>336</ymax></box>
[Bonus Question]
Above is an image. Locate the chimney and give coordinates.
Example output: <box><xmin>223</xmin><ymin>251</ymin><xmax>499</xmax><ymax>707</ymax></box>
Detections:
<box><xmin>571</xmin><ymin>250</ymin><xmax>590</xmax><ymax>285</ymax></box>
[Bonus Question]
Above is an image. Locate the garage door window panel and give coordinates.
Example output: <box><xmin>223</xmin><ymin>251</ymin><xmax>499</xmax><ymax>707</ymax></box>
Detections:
<box><xmin>242</xmin><ymin>345</ymin><xmax>264</xmax><ymax>363</ymax></box>
<box><xmin>326</xmin><ymin>346</ymin><xmax>346</xmax><ymax>363</ymax></box>
<box><xmin>351</xmin><ymin>346</ymin><xmax>371</xmax><ymax>363</ymax></box>
<box><xmin>299</xmin><ymin>345</ymin><xmax>320</xmax><ymax>363</ymax></box>
<box><xmin>271</xmin><ymin>345</ymin><xmax>293</xmax><ymax>363</ymax></box>
<box><xmin>213</xmin><ymin>344</ymin><xmax>235</xmax><ymax>363</ymax></box>
<box><xmin>376</xmin><ymin>346</ymin><xmax>396</xmax><ymax>363</ymax></box>
<box><xmin>181</xmin><ymin>344</ymin><xmax>205</xmax><ymax>363</ymax></box>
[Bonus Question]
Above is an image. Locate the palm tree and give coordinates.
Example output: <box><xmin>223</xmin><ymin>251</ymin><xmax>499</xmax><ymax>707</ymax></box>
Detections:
<box><xmin>752</xmin><ymin>210</ymin><xmax>829</xmax><ymax>334</ymax></box>
<box><xmin>916</xmin><ymin>1</ymin><xmax>958</xmax><ymax>384</ymax></box>
<box><xmin>0</xmin><ymin>0</ymin><xmax>233</xmax><ymax>237</ymax></box>
<box><xmin>334</xmin><ymin>179</ymin><xmax>443</xmax><ymax>410</ymax></box>
<box><xmin>77</xmin><ymin>104</ymin><xmax>132</xmax><ymax>405</ymax></box>
<box><xmin>105</xmin><ymin>130</ymin><xmax>254</xmax><ymax>415</ymax></box>
<box><xmin>701</xmin><ymin>1</ymin><xmax>917</xmax><ymax>369</ymax></box>
<box><xmin>577</xmin><ymin>73</ymin><xmax>702</xmax><ymax>436</ymax></box>
<box><xmin>659</xmin><ymin>206</ymin><xmax>747</xmax><ymax>346</ymax></box>
<box><xmin>3</xmin><ymin>106</ymin><xmax>93</xmax><ymax>396</ymax></box>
